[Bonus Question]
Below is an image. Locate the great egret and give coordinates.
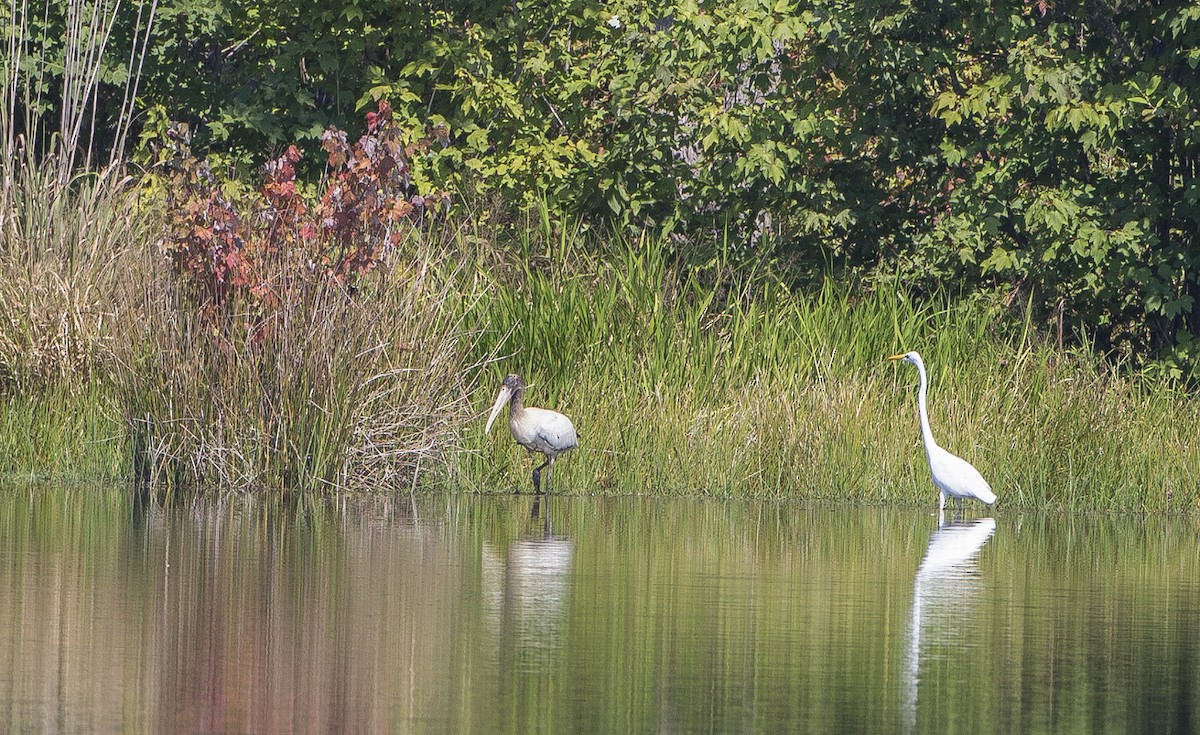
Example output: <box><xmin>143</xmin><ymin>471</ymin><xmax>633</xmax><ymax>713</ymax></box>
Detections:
<box><xmin>888</xmin><ymin>351</ymin><xmax>996</xmax><ymax>517</ymax></box>
<box><xmin>485</xmin><ymin>374</ymin><xmax>578</xmax><ymax>493</ymax></box>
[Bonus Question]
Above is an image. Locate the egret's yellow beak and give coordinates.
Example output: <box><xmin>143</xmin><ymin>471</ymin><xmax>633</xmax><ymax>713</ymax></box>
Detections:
<box><xmin>484</xmin><ymin>384</ymin><xmax>514</xmax><ymax>434</ymax></box>
<box><xmin>887</xmin><ymin>354</ymin><xmax>906</xmax><ymax>361</ymax></box>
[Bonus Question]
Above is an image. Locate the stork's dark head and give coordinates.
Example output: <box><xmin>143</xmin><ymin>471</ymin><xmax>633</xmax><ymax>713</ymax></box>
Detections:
<box><xmin>486</xmin><ymin>374</ymin><xmax>527</xmax><ymax>434</ymax></box>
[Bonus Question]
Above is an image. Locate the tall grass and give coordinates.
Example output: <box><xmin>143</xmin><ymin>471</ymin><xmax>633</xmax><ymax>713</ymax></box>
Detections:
<box><xmin>1</xmin><ymin>5</ymin><xmax>1197</xmax><ymax>507</ymax></box>
<box><xmin>456</xmin><ymin>224</ymin><xmax>1200</xmax><ymax>512</ymax></box>
<box><xmin>118</xmin><ymin>238</ymin><xmax>481</xmax><ymax>494</ymax></box>
<box><xmin>0</xmin><ymin>0</ymin><xmax>154</xmax><ymax>483</ymax></box>
<box><xmin>0</xmin><ymin>382</ymin><xmax>125</xmax><ymax>480</ymax></box>
<box><xmin>2</xmin><ymin>0</ymin><xmax>151</xmax><ymax>380</ymax></box>
<box><xmin>0</xmin><ymin>143</ymin><xmax>143</xmax><ymax>484</ymax></box>
<box><xmin>0</xmin><ymin>163</ymin><xmax>145</xmax><ymax>391</ymax></box>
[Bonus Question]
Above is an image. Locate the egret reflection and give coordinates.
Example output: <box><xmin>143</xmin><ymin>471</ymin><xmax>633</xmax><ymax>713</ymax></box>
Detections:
<box><xmin>903</xmin><ymin>517</ymin><xmax>996</xmax><ymax>734</ymax></box>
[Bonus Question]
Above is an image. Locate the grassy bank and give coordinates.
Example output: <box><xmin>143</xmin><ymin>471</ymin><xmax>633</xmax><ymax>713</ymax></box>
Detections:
<box><xmin>3</xmin><ymin>0</ymin><xmax>1199</xmax><ymax>512</ymax></box>
<box><xmin>1</xmin><ymin>165</ymin><xmax>1197</xmax><ymax>510</ymax></box>
<box><xmin>455</xmin><ymin>234</ymin><xmax>1200</xmax><ymax>512</ymax></box>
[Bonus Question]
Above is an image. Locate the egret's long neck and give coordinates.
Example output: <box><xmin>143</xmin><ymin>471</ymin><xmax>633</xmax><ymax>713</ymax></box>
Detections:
<box><xmin>915</xmin><ymin>360</ymin><xmax>938</xmax><ymax>453</ymax></box>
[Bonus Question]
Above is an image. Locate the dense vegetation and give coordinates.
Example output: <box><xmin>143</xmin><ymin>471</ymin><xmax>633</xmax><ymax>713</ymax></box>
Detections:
<box><xmin>1</xmin><ymin>0</ymin><xmax>1198</xmax><ymax>507</ymax></box>
<box><xmin>11</xmin><ymin>0</ymin><xmax>1200</xmax><ymax>371</ymax></box>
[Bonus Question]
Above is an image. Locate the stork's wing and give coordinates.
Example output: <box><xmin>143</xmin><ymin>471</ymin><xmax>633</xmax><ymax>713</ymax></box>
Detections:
<box><xmin>525</xmin><ymin>407</ymin><xmax>579</xmax><ymax>453</ymax></box>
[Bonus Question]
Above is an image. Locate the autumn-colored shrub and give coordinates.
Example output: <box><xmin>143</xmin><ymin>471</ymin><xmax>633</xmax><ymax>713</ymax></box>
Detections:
<box><xmin>107</xmin><ymin>101</ymin><xmax>475</xmax><ymax>493</ymax></box>
<box><xmin>160</xmin><ymin>100</ymin><xmax>447</xmax><ymax>334</ymax></box>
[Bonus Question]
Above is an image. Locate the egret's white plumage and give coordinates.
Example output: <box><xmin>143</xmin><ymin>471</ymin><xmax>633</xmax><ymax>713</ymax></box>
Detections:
<box><xmin>485</xmin><ymin>374</ymin><xmax>578</xmax><ymax>492</ymax></box>
<box><xmin>889</xmin><ymin>351</ymin><xmax>996</xmax><ymax>517</ymax></box>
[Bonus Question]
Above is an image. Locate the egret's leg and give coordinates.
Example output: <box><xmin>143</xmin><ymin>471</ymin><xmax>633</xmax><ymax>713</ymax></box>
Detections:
<box><xmin>956</xmin><ymin>497</ymin><xmax>964</xmax><ymax>513</ymax></box>
<box><xmin>938</xmin><ymin>491</ymin><xmax>946</xmax><ymax>516</ymax></box>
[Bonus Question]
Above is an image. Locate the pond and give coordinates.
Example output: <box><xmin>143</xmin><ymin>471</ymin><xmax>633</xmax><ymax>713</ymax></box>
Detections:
<box><xmin>0</xmin><ymin>489</ymin><xmax>1196</xmax><ymax>734</ymax></box>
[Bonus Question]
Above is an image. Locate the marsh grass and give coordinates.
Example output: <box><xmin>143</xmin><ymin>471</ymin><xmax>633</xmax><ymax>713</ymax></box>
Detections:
<box><xmin>0</xmin><ymin>381</ymin><xmax>126</xmax><ymax>481</ymax></box>
<box><xmin>0</xmin><ymin>0</ymin><xmax>153</xmax><ymax>486</ymax></box>
<box><xmin>0</xmin><ymin>176</ymin><xmax>1195</xmax><ymax>508</ymax></box>
<box><xmin>1</xmin><ymin>0</ymin><xmax>153</xmax><ymax>392</ymax></box>
<box><xmin>0</xmin><ymin>150</ymin><xmax>147</xmax><ymax>486</ymax></box>
<box><xmin>459</xmin><ymin>227</ymin><xmax>1200</xmax><ymax>512</ymax></box>
<box><xmin>0</xmin><ymin>160</ymin><xmax>146</xmax><ymax>391</ymax></box>
<box><xmin>0</xmin><ymin>16</ymin><xmax>149</xmax><ymax>485</ymax></box>
<box><xmin>119</xmin><ymin>241</ymin><xmax>481</xmax><ymax>494</ymax></box>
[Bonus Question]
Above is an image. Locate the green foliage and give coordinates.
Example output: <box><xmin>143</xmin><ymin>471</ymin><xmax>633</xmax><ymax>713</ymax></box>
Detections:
<box><xmin>362</xmin><ymin>0</ymin><xmax>1200</xmax><ymax>372</ymax></box>
<box><xmin>920</xmin><ymin>1</ymin><xmax>1200</xmax><ymax>372</ymax></box>
<box><xmin>11</xmin><ymin>0</ymin><xmax>1200</xmax><ymax>370</ymax></box>
<box><xmin>370</xmin><ymin>1</ymin><xmax>835</xmax><ymax>240</ymax></box>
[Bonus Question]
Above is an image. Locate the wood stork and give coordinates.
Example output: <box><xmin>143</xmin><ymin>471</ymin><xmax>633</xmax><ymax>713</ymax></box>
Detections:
<box><xmin>888</xmin><ymin>351</ymin><xmax>996</xmax><ymax>519</ymax></box>
<box><xmin>485</xmin><ymin>374</ymin><xmax>578</xmax><ymax>493</ymax></box>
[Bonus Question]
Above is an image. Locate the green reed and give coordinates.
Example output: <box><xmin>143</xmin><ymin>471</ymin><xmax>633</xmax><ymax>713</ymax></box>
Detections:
<box><xmin>0</xmin><ymin>382</ymin><xmax>127</xmax><ymax>481</ymax></box>
<box><xmin>0</xmin><ymin>162</ymin><xmax>1196</xmax><ymax>507</ymax></box>
<box><xmin>458</xmin><ymin>227</ymin><xmax>1199</xmax><ymax>512</ymax></box>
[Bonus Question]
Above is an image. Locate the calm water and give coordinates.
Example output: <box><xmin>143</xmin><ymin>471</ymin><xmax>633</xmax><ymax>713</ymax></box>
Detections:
<box><xmin>0</xmin><ymin>489</ymin><xmax>1196</xmax><ymax>734</ymax></box>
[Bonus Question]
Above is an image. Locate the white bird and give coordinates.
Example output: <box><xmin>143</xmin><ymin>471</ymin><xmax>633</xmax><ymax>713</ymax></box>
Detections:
<box><xmin>485</xmin><ymin>374</ymin><xmax>578</xmax><ymax>493</ymax></box>
<box><xmin>888</xmin><ymin>351</ymin><xmax>996</xmax><ymax>518</ymax></box>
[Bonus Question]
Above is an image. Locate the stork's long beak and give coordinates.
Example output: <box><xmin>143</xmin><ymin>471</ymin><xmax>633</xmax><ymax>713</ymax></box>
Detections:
<box><xmin>484</xmin><ymin>385</ymin><xmax>513</xmax><ymax>434</ymax></box>
<box><xmin>887</xmin><ymin>354</ymin><xmax>905</xmax><ymax>361</ymax></box>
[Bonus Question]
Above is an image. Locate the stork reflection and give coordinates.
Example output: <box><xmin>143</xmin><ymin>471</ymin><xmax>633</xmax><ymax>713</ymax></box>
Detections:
<box><xmin>902</xmin><ymin>517</ymin><xmax>996</xmax><ymax>734</ymax></box>
<box><xmin>481</xmin><ymin>496</ymin><xmax>574</xmax><ymax>667</ymax></box>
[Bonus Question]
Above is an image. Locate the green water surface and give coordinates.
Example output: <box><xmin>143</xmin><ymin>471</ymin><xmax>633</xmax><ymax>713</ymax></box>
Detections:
<box><xmin>0</xmin><ymin>489</ymin><xmax>1195</xmax><ymax>734</ymax></box>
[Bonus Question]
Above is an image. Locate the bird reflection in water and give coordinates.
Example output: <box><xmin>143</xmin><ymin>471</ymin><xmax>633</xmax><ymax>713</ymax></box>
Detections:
<box><xmin>902</xmin><ymin>517</ymin><xmax>996</xmax><ymax>734</ymax></box>
<box><xmin>481</xmin><ymin>495</ymin><xmax>574</xmax><ymax>669</ymax></box>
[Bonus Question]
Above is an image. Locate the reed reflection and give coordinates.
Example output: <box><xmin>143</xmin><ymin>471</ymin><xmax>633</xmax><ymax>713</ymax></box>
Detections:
<box><xmin>902</xmin><ymin>517</ymin><xmax>996</xmax><ymax>734</ymax></box>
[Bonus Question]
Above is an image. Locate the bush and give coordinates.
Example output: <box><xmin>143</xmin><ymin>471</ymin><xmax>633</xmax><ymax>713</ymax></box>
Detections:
<box><xmin>122</xmin><ymin>101</ymin><xmax>466</xmax><ymax>492</ymax></box>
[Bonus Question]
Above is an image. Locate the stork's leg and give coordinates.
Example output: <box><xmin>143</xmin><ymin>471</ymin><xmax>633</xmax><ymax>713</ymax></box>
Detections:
<box><xmin>531</xmin><ymin>455</ymin><xmax>558</xmax><ymax>494</ymax></box>
<box><xmin>531</xmin><ymin>456</ymin><xmax>551</xmax><ymax>494</ymax></box>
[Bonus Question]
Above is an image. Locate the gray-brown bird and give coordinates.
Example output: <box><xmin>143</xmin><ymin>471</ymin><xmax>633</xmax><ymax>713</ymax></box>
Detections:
<box><xmin>485</xmin><ymin>374</ymin><xmax>578</xmax><ymax>493</ymax></box>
